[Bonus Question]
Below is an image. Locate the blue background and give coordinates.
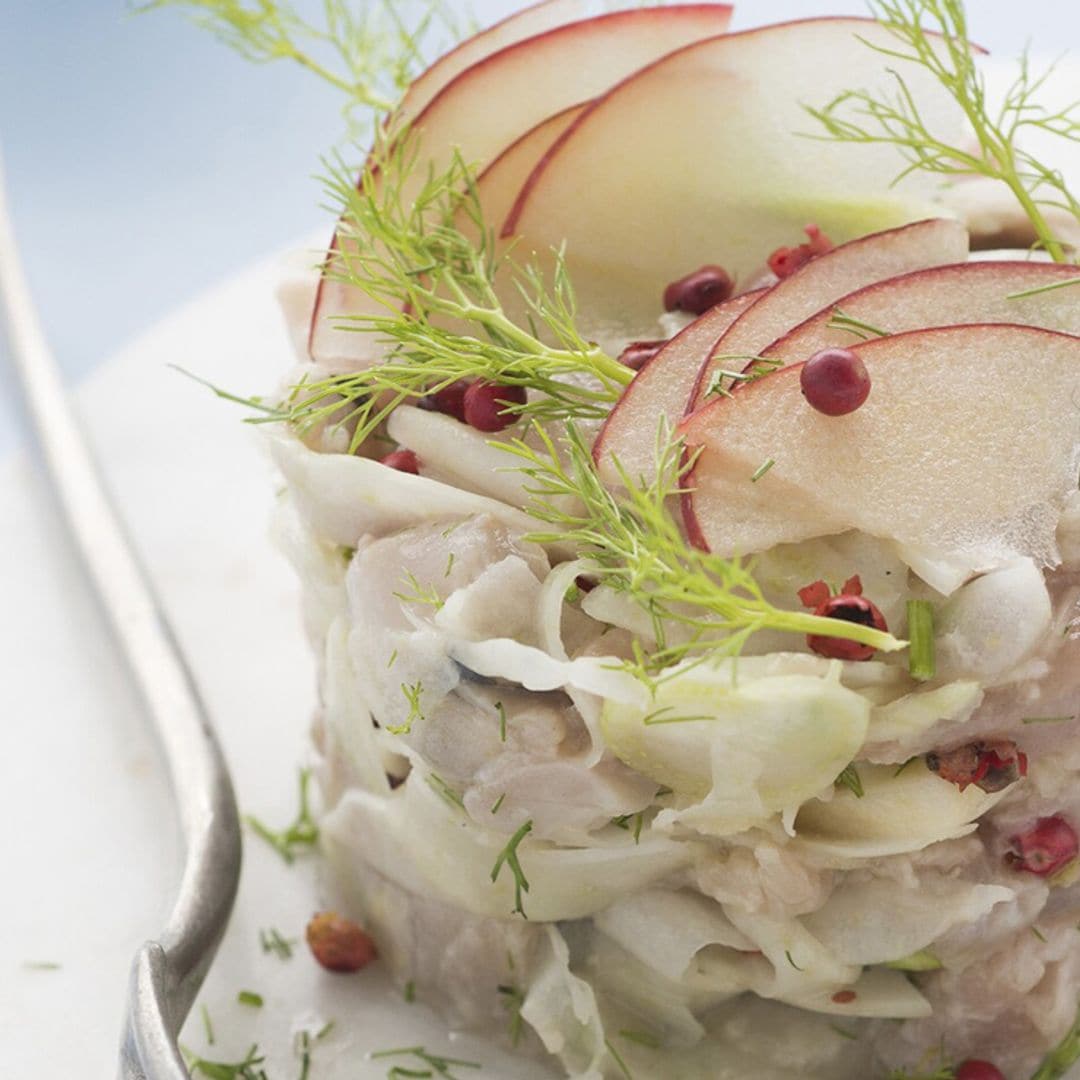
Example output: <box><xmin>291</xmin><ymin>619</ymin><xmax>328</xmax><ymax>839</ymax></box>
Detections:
<box><xmin>1</xmin><ymin>1</ymin><xmax>1078</xmax><ymax>397</ymax></box>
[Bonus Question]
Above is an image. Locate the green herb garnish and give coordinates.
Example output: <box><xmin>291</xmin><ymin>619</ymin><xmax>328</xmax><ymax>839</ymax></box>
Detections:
<box><xmin>138</xmin><ymin>0</ymin><xmax>466</xmax><ymax>130</ymax></box>
<box><xmin>504</xmin><ymin>423</ymin><xmax>903</xmax><ymax>678</ymax></box>
<box><xmin>245</xmin><ymin>768</ymin><xmax>319</xmax><ymax>864</ymax></box>
<box><xmin>835</xmin><ymin>763</ymin><xmax>865</xmax><ymax>798</ymax></box>
<box><xmin>237</xmin><ymin>990</ymin><xmax>264</xmax><ymax>1008</ymax></box>
<box><xmin>259</xmin><ymin>926</ymin><xmax>296</xmax><ymax>960</ymax></box>
<box><xmin>497</xmin><ymin>984</ymin><xmax>526</xmax><ymax>1047</ymax></box>
<box><xmin>491</xmin><ymin>819</ymin><xmax>533</xmax><ymax>918</ymax></box>
<box><xmin>184</xmin><ymin>1043</ymin><xmax>268</xmax><ymax>1080</ymax></box>
<box><xmin>807</xmin><ymin>0</ymin><xmax>1080</xmax><ymax>263</ymax></box>
<box><xmin>827</xmin><ymin>305</ymin><xmax>890</xmax><ymax>340</ymax></box>
<box><xmin>387</xmin><ymin>680</ymin><xmax>424</xmax><ymax>735</ymax></box>
<box><xmin>371</xmin><ymin>1045</ymin><xmax>482</xmax><ymax>1079</ymax></box>
<box><xmin>906</xmin><ymin>599</ymin><xmax>936</xmax><ymax>681</ymax></box>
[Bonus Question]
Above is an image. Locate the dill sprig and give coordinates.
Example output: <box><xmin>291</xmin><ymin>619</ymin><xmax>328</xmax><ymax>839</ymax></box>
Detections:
<box><xmin>268</xmin><ymin>140</ymin><xmax>631</xmax><ymax>452</ymax></box>
<box><xmin>138</xmin><ymin>0</ymin><xmax>465</xmax><ymax>129</ymax></box>
<box><xmin>805</xmin><ymin>0</ymin><xmax>1079</xmax><ymax>263</ymax></box>
<box><xmin>244</xmin><ymin>768</ymin><xmax>319</xmax><ymax>864</ymax></box>
<box><xmin>500</xmin><ymin>422</ymin><xmax>903</xmax><ymax>676</ymax></box>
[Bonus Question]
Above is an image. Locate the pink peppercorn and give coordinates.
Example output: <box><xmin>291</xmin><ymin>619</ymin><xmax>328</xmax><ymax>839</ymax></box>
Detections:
<box><xmin>463</xmin><ymin>380</ymin><xmax>527</xmax><ymax>432</ymax></box>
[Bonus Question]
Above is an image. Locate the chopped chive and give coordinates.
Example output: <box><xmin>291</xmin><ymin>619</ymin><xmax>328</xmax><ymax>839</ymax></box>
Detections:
<box><xmin>1007</xmin><ymin>277</ymin><xmax>1080</xmax><ymax>300</ymax></box>
<box><xmin>259</xmin><ymin>926</ymin><xmax>296</xmax><ymax>960</ymax></box>
<box><xmin>387</xmin><ymin>648</ymin><xmax>398</xmax><ymax>669</ymax></box>
<box><xmin>894</xmin><ymin>756</ymin><xmax>917</xmax><ymax>777</ymax></box>
<box><xmin>785</xmin><ymin>949</ymin><xmax>804</xmax><ymax>971</ymax></box>
<box><xmin>404</xmin><ymin>980</ymin><xmax>416</xmax><ymax>1003</ymax></box>
<box><xmin>835</xmin><ymin>763</ymin><xmax>864</xmax><ymax>798</ymax></box>
<box><xmin>1032</xmin><ymin>925</ymin><xmax>1049</xmax><ymax>943</ymax></box>
<box><xmin>426</xmin><ymin>772</ymin><xmax>464</xmax><ymax>809</ymax></box>
<box><xmin>237</xmin><ymin>990</ymin><xmax>264</xmax><ymax>1008</ymax></box>
<box><xmin>200</xmin><ymin>1003</ymin><xmax>214</xmax><ymax>1045</ymax></box>
<box><xmin>830</xmin><ymin>1024</ymin><xmax>858</xmax><ymax>1040</ymax></box>
<box><xmin>1023</xmin><ymin>715</ymin><xmax>1075</xmax><ymax>725</ymax></box>
<box><xmin>491</xmin><ymin>793</ymin><xmax>506</xmax><ymax>815</ymax></box>
<box><xmin>906</xmin><ymin>599</ymin><xmax>936</xmax><ymax>681</ymax></box>
<box><xmin>750</xmin><ymin>458</ymin><xmax>776</xmax><ymax>483</ymax></box>
<box><xmin>495</xmin><ymin>701</ymin><xmax>507</xmax><ymax>742</ymax></box>
<box><xmin>22</xmin><ymin>961</ymin><xmax>61</xmax><ymax>971</ymax></box>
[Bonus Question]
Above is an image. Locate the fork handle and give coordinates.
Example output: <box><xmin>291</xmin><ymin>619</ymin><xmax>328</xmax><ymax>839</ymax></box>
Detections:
<box><xmin>0</xmin><ymin>157</ymin><xmax>242</xmax><ymax>1078</ymax></box>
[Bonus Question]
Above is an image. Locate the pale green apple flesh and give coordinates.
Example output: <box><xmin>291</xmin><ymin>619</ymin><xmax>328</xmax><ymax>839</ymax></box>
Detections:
<box><xmin>761</xmin><ymin>260</ymin><xmax>1080</xmax><ymax>362</ymax></box>
<box><xmin>680</xmin><ymin>324</ymin><xmax>1080</xmax><ymax>570</ymax></box>
<box><xmin>505</xmin><ymin>19</ymin><xmax>969</xmax><ymax>344</ymax></box>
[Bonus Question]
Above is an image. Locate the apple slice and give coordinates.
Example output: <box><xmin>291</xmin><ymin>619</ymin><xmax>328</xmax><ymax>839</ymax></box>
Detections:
<box><xmin>761</xmin><ymin>261</ymin><xmax>1080</xmax><ymax>362</ymax></box>
<box><xmin>469</xmin><ymin>102</ymin><xmax>592</xmax><ymax>241</ymax></box>
<box><xmin>310</xmin><ymin>3</ymin><xmax>734</xmax><ymax>366</ymax></box>
<box><xmin>592</xmin><ymin>290</ymin><xmax>762</xmax><ymax>485</ymax></box>
<box><xmin>680</xmin><ymin>324</ymin><xmax>1080</xmax><ymax>569</ymax></box>
<box><xmin>505</xmin><ymin>19</ymin><xmax>971</xmax><ymax>346</ymax></box>
<box><xmin>688</xmin><ymin>218</ymin><xmax>969</xmax><ymax>408</ymax></box>
<box><xmin>397</xmin><ymin>0</ymin><xmax>589</xmax><ymax>123</ymax></box>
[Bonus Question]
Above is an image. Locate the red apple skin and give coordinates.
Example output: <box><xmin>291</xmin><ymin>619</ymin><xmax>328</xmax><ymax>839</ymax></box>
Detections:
<box><xmin>592</xmin><ymin>289</ymin><xmax>763</xmax><ymax>484</ymax></box>
<box><xmin>399</xmin><ymin>0</ymin><xmax>590</xmax><ymax>123</ymax></box>
<box><xmin>686</xmin><ymin>217</ymin><xmax>969</xmax><ymax>410</ymax></box>
<box><xmin>310</xmin><ymin>3</ymin><xmax>735</xmax><ymax>366</ymax></box>
<box><xmin>678</xmin><ymin>319</ymin><xmax>1080</xmax><ymax>557</ymax></box>
<box><xmin>503</xmin><ymin>20</ymin><xmax>979</xmax><ymax>348</ymax></box>
<box><xmin>760</xmin><ymin>260</ymin><xmax>1080</xmax><ymax>363</ymax></box>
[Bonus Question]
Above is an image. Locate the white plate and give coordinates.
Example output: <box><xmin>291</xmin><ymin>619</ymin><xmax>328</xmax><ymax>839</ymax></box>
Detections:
<box><xmin>5</xmin><ymin>51</ymin><xmax>1080</xmax><ymax>1077</ymax></box>
<box><xmin>0</xmin><ymin>245</ymin><xmax>556</xmax><ymax>1077</ymax></box>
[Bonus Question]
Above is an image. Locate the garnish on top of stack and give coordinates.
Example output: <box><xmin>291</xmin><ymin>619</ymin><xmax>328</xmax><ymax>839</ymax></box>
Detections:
<box><xmin>153</xmin><ymin>0</ymin><xmax>1080</xmax><ymax>1077</ymax></box>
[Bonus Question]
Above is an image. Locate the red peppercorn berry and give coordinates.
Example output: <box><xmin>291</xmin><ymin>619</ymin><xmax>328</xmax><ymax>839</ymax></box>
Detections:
<box><xmin>380</xmin><ymin>448</ymin><xmax>419</xmax><ymax>474</ymax></box>
<box><xmin>955</xmin><ymin>1060</ymin><xmax>1006</xmax><ymax>1080</ymax></box>
<box><xmin>1008</xmin><ymin>814</ymin><xmax>1079</xmax><ymax>877</ymax></box>
<box><xmin>463</xmin><ymin>380</ymin><xmax>527</xmax><ymax>432</ymax></box>
<box><xmin>830</xmin><ymin>990</ymin><xmax>857</xmax><ymax>1004</ymax></box>
<box><xmin>663</xmin><ymin>265</ymin><xmax>735</xmax><ymax>315</ymax></box>
<box><xmin>306</xmin><ymin>911</ymin><xmax>377</xmax><ymax>973</ymax></box>
<box><xmin>767</xmin><ymin>224</ymin><xmax>833</xmax><ymax>280</ymax></box>
<box><xmin>424</xmin><ymin>379</ymin><xmax>470</xmax><ymax>422</ymax></box>
<box><xmin>800</xmin><ymin>348</ymin><xmax>871</xmax><ymax>416</ymax></box>
<box><xmin>618</xmin><ymin>340</ymin><xmax>667</xmax><ymax>371</ymax></box>
<box><xmin>799</xmin><ymin>575</ymin><xmax>887</xmax><ymax>661</ymax></box>
<box><xmin>927</xmin><ymin>739</ymin><xmax>1028</xmax><ymax>794</ymax></box>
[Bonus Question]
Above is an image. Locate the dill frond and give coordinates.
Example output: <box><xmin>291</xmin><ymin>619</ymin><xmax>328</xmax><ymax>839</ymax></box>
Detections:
<box><xmin>500</xmin><ymin>421</ymin><xmax>904</xmax><ymax>677</ymax></box>
<box><xmin>272</xmin><ymin>137</ymin><xmax>631</xmax><ymax>451</ymax></box>
<box><xmin>805</xmin><ymin>0</ymin><xmax>1079</xmax><ymax>262</ymax></box>
<box><xmin>136</xmin><ymin>0</ymin><xmax>466</xmax><ymax>130</ymax></box>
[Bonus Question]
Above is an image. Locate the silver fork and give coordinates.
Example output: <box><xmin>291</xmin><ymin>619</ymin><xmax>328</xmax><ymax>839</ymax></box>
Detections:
<box><xmin>0</xmin><ymin>157</ymin><xmax>242</xmax><ymax>1078</ymax></box>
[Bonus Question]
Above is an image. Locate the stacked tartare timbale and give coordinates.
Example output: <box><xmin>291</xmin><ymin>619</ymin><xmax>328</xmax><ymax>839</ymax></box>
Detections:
<box><xmin>269</xmin><ymin>4</ymin><xmax>1080</xmax><ymax>1078</ymax></box>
